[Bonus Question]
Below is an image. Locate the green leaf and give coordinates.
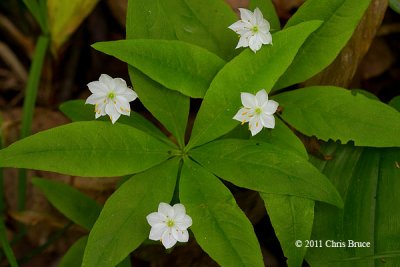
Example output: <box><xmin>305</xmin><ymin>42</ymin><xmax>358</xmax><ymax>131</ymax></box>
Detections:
<box><xmin>23</xmin><ymin>0</ymin><xmax>48</xmax><ymax>33</ymax></box>
<box><xmin>190</xmin><ymin>139</ymin><xmax>343</xmax><ymax>207</ymax></box>
<box><xmin>92</xmin><ymin>39</ymin><xmax>225</xmax><ymax>98</ymax></box>
<box><xmin>180</xmin><ymin>159</ymin><xmax>264</xmax><ymax>267</ymax></box>
<box><xmin>260</xmin><ymin>194</ymin><xmax>314</xmax><ymax>267</ymax></box>
<box><xmin>59</xmin><ymin>100</ymin><xmax>174</xmax><ymax>146</ymax></box>
<box><xmin>252</xmin><ymin>118</ymin><xmax>308</xmax><ymax>159</ymax></box>
<box><xmin>187</xmin><ymin>20</ymin><xmax>322</xmax><ymax>149</ymax></box>
<box><xmin>307</xmin><ymin>142</ymin><xmax>400</xmax><ymax>266</ymax></box>
<box><xmin>274</xmin><ymin>86</ymin><xmax>400</xmax><ymax>147</ymax></box>
<box><xmin>249</xmin><ymin>0</ymin><xmax>280</xmax><ymax>30</ymax></box>
<box><xmin>0</xmin><ymin>121</ymin><xmax>171</xmax><ymax>177</ymax></box>
<box><xmin>82</xmin><ymin>158</ymin><xmax>179</xmax><ymax>267</ymax></box>
<box><xmin>160</xmin><ymin>0</ymin><xmax>238</xmax><ymax>60</ymax></box>
<box><xmin>389</xmin><ymin>0</ymin><xmax>400</xmax><ymax>14</ymax></box>
<box><xmin>389</xmin><ymin>96</ymin><xmax>400</xmax><ymax>110</ymax></box>
<box><xmin>274</xmin><ymin>0</ymin><xmax>371</xmax><ymax>90</ymax></box>
<box><xmin>32</xmin><ymin>178</ymin><xmax>101</xmax><ymax>230</ymax></box>
<box><xmin>59</xmin><ymin>236</ymin><xmax>88</xmax><ymax>267</ymax></box>
<box><xmin>126</xmin><ymin>1</ymin><xmax>189</xmax><ymax>148</ymax></box>
<box><xmin>128</xmin><ymin>67</ymin><xmax>189</xmax><ymax>148</ymax></box>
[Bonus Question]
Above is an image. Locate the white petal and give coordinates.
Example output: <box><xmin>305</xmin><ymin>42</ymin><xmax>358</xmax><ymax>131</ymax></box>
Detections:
<box><xmin>229</xmin><ymin>21</ymin><xmax>252</xmax><ymax>35</ymax></box>
<box><xmin>262</xmin><ymin>100</ymin><xmax>279</xmax><ymax>115</ymax></box>
<box><xmin>233</xmin><ymin>107</ymin><xmax>252</xmax><ymax>123</ymax></box>
<box><xmin>239</xmin><ymin>8</ymin><xmax>256</xmax><ymax>25</ymax></box>
<box><xmin>114</xmin><ymin>78</ymin><xmax>127</xmax><ymax>91</ymax></box>
<box><xmin>115</xmin><ymin>96</ymin><xmax>131</xmax><ymax>115</ymax></box>
<box><xmin>249</xmin><ymin>117</ymin><xmax>263</xmax><ymax>136</ymax></box>
<box><xmin>173</xmin><ymin>204</ymin><xmax>186</xmax><ymax>219</ymax></box>
<box><xmin>253</xmin><ymin>8</ymin><xmax>264</xmax><ymax>24</ymax></box>
<box><xmin>261</xmin><ymin>113</ymin><xmax>275</xmax><ymax>128</ymax></box>
<box><xmin>158</xmin><ymin>202</ymin><xmax>174</xmax><ymax>218</ymax></box>
<box><xmin>175</xmin><ymin>215</ymin><xmax>192</xmax><ymax>230</ymax></box>
<box><xmin>172</xmin><ymin>228</ymin><xmax>189</xmax><ymax>243</ymax></box>
<box><xmin>99</xmin><ymin>74</ymin><xmax>114</xmax><ymax>86</ymax></box>
<box><xmin>85</xmin><ymin>94</ymin><xmax>105</xmax><ymax>105</ymax></box>
<box><xmin>161</xmin><ymin>229</ymin><xmax>177</xmax><ymax>249</ymax></box>
<box><xmin>248</xmin><ymin>35</ymin><xmax>262</xmax><ymax>53</ymax></box>
<box><xmin>259</xmin><ymin>20</ymin><xmax>271</xmax><ymax>33</ymax></box>
<box><xmin>122</xmin><ymin>89</ymin><xmax>138</xmax><ymax>102</ymax></box>
<box><xmin>146</xmin><ymin>212</ymin><xmax>166</xmax><ymax>227</ymax></box>
<box><xmin>241</xmin><ymin>92</ymin><xmax>257</xmax><ymax>108</ymax></box>
<box><xmin>255</xmin><ymin>89</ymin><xmax>268</xmax><ymax>105</ymax></box>
<box><xmin>258</xmin><ymin>32</ymin><xmax>272</xmax><ymax>45</ymax></box>
<box><xmin>95</xmin><ymin>102</ymin><xmax>107</xmax><ymax>118</ymax></box>
<box><xmin>105</xmin><ymin>103</ymin><xmax>121</xmax><ymax>124</ymax></box>
<box><xmin>87</xmin><ymin>81</ymin><xmax>108</xmax><ymax>94</ymax></box>
<box><xmin>149</xmin><ymin>225</ymin><xmax>168</xmax><ymax>241</ymax></box>
<box><xmin>236</xmin><ymin>35</ymin><xmax>250</xmax><ymax>48</ymax></box>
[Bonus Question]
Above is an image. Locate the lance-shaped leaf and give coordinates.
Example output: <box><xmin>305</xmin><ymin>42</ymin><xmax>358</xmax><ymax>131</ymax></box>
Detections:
<box><xmin>59</xmin><ymin>236</ymin><xmax>88</xmax><ymax>267</ymax></box>
<box><xmin>93</xmin><ymin>40</ymin><xmax>225</xmax><ymax>99</ymax></box>
<box><xmin>273</xmin><ymin>86</ymin><xmax>400</xmax><ymax>147</ymax></box>
<box><xmin>191</xmin><ymin>139</ymin><xmax>343</xmax><ymax>207</ymax></box>
<box><xmin>160</xmin><ymin>0</ymin><xmax>238</xmax><ymax>60</ymax></box>
<box><xmin>249</xmin><ymin>0</ymin><xmax>280</xmax><ymax>30</ymax></box>
<box><xmin>0</xmin><ymin>121</ymin><xmax>171</xmax><ymax>177</ymax></box>
<box><xmin>273</xmin><ymin>0</ymin><xmax>371</xmax><ymax>90</ymax></box>
<box><xmin>261</xmin><ymin>194</ymin><xmax>314</xmax><ymax>267</ymax></box>
<box><xmin>82</xmin><ymin>158</ymin><xmax>179</xmax><ymax>267</ymax></box>
<box><xmin>59</xmin><ymin>100</ymin><xmax>174</xmax><ymax>146</ymax></box>
<box><xmin>307</xmin><ymin>142</ymin><xmax>400</xmax><ymax>266</ymax></box>
<box><xmin>187</xmin><ymin>20</ymin><xmax>322</xmax><ymax>149</ymax></box>
<box><xmin>32</xmin><ymin>178</ymin><xmax>101</xmax><ymax>230</ymax></box>
<box><xmin>180</xmin><ymin>159</ymin><xmax>264</xmax><ymax>267</ymax></box>
<box><xmin>126</xmin><ymin>1</ymin><xmax>189</xmax><ymax>147</ymax></box>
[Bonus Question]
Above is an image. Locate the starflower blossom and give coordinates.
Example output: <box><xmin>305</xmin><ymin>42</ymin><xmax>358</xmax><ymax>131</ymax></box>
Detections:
<box><xmin>146</xmin><ymin>202</ymin><xmax>192</xmax><ymax>249</ymax></box>
<box><xmin>85</xmin><ymin>74</ymin><xmax>138</xmax><ymax>123</ymax></box>
<box><xmin>228</xmin><ymin>7</ymin><xmax>272</xmax><ymax>53</ymax></box>
<box><xmin>233</xmin><ymin>89</ymin><xmax>279</xmax><ymax>136</ymax></box>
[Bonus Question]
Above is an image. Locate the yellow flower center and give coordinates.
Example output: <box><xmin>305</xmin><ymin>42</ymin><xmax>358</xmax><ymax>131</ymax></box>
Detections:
<box><xmin>252</xmin><ymin>25</ymin><xmax>259</xmax><ymax>33</ymax></box>
<box><xmin>255</xmin><ymin>107</ymin><xmax>262</xmax><ymax>115</ymax></box>
<box><xmin>107</xmin><ymin>92</ymin><xmax>115</xmax><ymax>99</ymax></box>
<box><xmin>166</xmin><ymin>219</ymin><xmax>175</xmax><ymax>227</ymax></box>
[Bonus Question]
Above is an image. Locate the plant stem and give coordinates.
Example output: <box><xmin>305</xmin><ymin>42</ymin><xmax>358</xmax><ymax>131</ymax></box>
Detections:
<box><xmin>17</xmin><ymin>35</ymin><xmax>49</xmax><ymax>211</ymax></box>
<box><xmin>0</xmin><ymin>117</ymin><xmax>19</xmax><ymax>267</ymax></box>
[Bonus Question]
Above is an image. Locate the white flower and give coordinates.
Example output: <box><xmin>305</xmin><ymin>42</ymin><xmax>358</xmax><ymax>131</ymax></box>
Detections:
<box><xmin>228</xmin><ymin>7</ymin><xmax>272</xmax><ymax>53</ymax></box>
<box><xmin>146</xmin><ymin>202</ymin><xmax>192</xmax><ymax>249</ymax></box>
<box><xmin>233</xmin><ymin>89</ymin><xmax>279</xmax><ymax>136</ymax></box>
<box><xmin>85</xmin><ymin>74</ymin><xmax>138</xmax><ymax>124</ymax></box>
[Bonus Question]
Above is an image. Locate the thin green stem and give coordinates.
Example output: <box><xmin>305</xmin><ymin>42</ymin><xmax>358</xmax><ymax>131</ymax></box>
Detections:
<box><xmin>0</xmin><ymin>117</ymin><xmax>19</xmax><ymax>267</ymax></box>
<box><xmin>18</xmin><ymin>35</ymin><xmax>49</xmax><ymax>211</ymax></box>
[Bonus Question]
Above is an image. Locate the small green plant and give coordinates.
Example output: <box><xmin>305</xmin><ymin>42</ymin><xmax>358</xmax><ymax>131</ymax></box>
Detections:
<box><xmin>1</xmin><ymin>0</ymin><xmax>399</xmax><ymax>266</ymax></box>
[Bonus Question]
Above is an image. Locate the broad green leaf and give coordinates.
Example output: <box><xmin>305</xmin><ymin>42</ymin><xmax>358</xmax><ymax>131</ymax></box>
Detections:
<box><xmin>59</xmin><ymin>100</ymin><xmax>174</xmax><ymax>146</ymax></box>
<box><xmin>126</xmin><ymin>1</ymin><xmax>189</xmax><ymax>148</ymax></box>
<box><xmin>249</xmin><ymin>0</ymin><xmax>280</xmax><ymax>30</ymax></box>
<box><xmin>59</xmin><ymin>236</ymin><xmax>88</xmax><ymax>267</ymax></box>
<box><xmin>307</xmin><ymin>142</ymin><xmax>400</xmax><ymax>266</ymax></box>
<box><xmin>252</xmin><ymin>118</ymin><xmax>308</xmax><ymax>159</ymax></box>
<box><xmin>261</xmin><ymin>194</ymin><xmax>314</xmax><ymax>267</ymax></box>
<box><xmin>273</xmin><ymin>86</ymin><xmax>400</xmax><ymax>147</ymax></box>
<box><xmin>191</xmin><ymin>139</ymin><xmax>342</xmax><ymax>206</ymax></box>
<box><xmin>32</xmin><ymin>178</ymin><xmax>101</xmax><ymax>230</ymax></box>
<box><xmin>161</xmin><ymin>0</ymin><xmax>238</xmax><ymax>60</ymax></box>
<box><xmin>92</xmin><ymin>39</ymin><xmax>225</xmax><ymax>98</ymax></box>
<box><xmin>180</xmin><ymin>159</ymin><xmax>264</xmax><ymax>267</ymax></box>
<box><xmin>0</xmin><ymin>121</ymin><xmax>171</xmax><ymax>177</ymax></box>
<box><xmin>187</xmin><ymin>20</ymin><xmax>322</xmax><ymax>149</ymax></box>
<box><xmin>47</xmin><ymin>0</ymin><xmax>99</xmax><ymax>53</ymax></box>
<box><xmin>82</xmin><ymin>158</ymin><xmax>179</xmax><ymax>267</ymax></box>
<box><xmin>274</xmin><ymin>0</ymin><xmax>371</xmax><ymax>90</ymax></box>
<box><xmin>129</xmin><ymin>67</ymin><xmax>189</xmax><ymax>148</ymax></box>
<box><xmin>389</xmin><ymin>95</ymin><xmax>400</xmax><ymax>109</ymax></box>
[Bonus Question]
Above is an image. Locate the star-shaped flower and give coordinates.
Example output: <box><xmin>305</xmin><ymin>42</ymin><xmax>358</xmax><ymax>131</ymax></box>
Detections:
<box><xmin>228</xmin><ymin>7</ymin><xmax>272</xmax><ymax>53</ymax></box>
<box><xmin>85</xmin><ymin>74</ymin><xmax>138</xmax><ymax>123</ymax></box>
<box><xmin>146</xmin><ymin>202</ymin><xmax>192</xmax><ymax>249</ymax></box>
<box><xmin>233</xmin><ymin>89</ymin><xmax>279</xmax><ymax>136</ymax></box>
